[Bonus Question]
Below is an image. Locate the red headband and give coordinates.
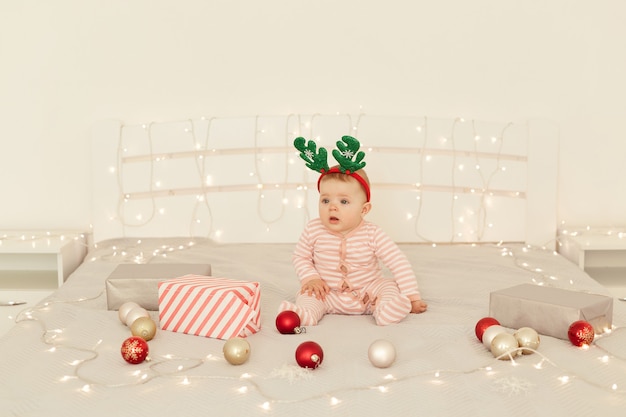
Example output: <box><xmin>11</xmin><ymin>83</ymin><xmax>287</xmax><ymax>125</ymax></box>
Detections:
<box><xmin>316</xmin><ymin>167</ymin><xmax>371</xmax><ymax>202</ymax></box>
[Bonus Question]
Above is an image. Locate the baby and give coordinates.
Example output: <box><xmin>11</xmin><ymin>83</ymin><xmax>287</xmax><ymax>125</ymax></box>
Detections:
<box><xmin>278</xmin><ymin>136</ymin><xmax>427</xmax><ymax>326</ymax></box>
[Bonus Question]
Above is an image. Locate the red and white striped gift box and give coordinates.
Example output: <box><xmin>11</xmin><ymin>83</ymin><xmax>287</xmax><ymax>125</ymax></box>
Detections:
<box><xmin>158</xmin><ymin>275</ymin><xmax>261</xmax><ymax>340</ymax></box>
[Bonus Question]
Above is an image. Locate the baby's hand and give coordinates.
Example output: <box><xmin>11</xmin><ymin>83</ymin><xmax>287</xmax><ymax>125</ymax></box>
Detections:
<box><xmin>301</xmin><ymin>279</ymin><xmax>331</xmax><ymax>301</ymax></box>
<box><xmin>411</xmin><ymin>299</ymin><xmax>428</xmax><ymax>314</ymax></box>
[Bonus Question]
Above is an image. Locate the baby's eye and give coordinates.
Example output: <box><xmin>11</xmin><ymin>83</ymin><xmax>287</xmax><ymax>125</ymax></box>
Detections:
<box><xmin>341</xmin><ymin>199</ymin><xmax>349</xmax><ymax>205</ymax></box>
<box><xmin>321</xmin><ymin>198</ymin><xmax>330</xmax><ymax>204</ymax></box>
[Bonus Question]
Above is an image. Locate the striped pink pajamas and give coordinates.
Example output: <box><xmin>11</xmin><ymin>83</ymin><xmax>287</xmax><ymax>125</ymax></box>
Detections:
<box><xmin>279</xmin><ymin>219</ymin><xmax>422</xmax><ymax>326</ymax></box>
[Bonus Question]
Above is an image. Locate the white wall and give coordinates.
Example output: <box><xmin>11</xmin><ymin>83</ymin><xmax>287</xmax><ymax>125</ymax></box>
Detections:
<box><xmin>1</xmin><ymin>0</ymin><xmax>624</xmax><ymax>232</ymax></box>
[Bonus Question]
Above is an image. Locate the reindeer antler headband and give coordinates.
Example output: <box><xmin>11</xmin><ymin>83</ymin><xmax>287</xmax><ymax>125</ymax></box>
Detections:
<box><xmin>294</xmin><ymin>135</ymin><xmax>370</xmax><ymax>202</ymax></box>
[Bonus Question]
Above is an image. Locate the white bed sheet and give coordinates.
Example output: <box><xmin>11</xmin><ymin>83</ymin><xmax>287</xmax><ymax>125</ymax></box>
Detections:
<box><xmin>1</xmin><ymin>239</ymin><xmax>625</xmax><ymax>416</ymax></box>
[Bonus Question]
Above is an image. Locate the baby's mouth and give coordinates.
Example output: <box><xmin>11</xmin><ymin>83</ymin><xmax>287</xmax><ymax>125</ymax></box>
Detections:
<box><xmin>329</xmin><ymin>216</ymin><xmax>339</xmax><ymax>223</ymax></box>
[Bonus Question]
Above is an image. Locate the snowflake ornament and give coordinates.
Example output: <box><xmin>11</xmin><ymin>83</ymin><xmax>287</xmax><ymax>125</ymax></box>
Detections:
<box><xmin>269</xmin><ymin>363</ymin><xmax>313</xmax><ymax>384</ymax></box>
<box><xmin>492</xmin><ymin>376</ymin><xmax>535</xmax><ymax>396</ymax></box>
<box><xmin>121</xmin><ymin>336</ymin><xmax>149</xmax><ymax>364</ymax></box>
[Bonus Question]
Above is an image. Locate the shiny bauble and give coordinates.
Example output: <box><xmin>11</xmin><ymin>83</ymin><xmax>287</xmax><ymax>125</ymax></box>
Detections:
<box><xmin>295</xmin><ymin>341</ymin><xmax>324</xmax><ymax>369</ymax></box>
<box><xmin>223</xmin><ymin>337</ymin><xmax>251</xmax><ymax>365</ymax></box>
<box><xmin>125</xmin><ymin>306</ymin><xmax>150</xmax><ymax>327</ymax></box>
<box><xmin>130</xmin><ymin>316</ymin><xmax>157</xmax><ymax>341</ymax></box>
<box><xmin>368</xmin><ymin>339</ymin><xmax>396</xmax><ymax>368</ymax></box>
<box><xmin>121</xmin><ymin>336</ymin><xmax>149</xmax><ymax>364</ymax></box>
<box><xmin>275</xmin><ymin>310</ymin><xmax>304</xmax><ymax>334</ymax></box>
<box><xmin>118</xmin><ymin>301</ymin><xmax>141</xmax><ymax>324</ymax></box>
<box><xmin>490</xmin><ymin>333</ymin><xmax>521</xmax><ymax>360</ymax></box>
<box><xmin>475</xmin><ymin>317</ymin><xmax>500</xmax><ymax>342</ymax></box>
<box><xmin>568</xmin><ymin>320</ymin><xmax>595</xmax><ymax>347</ymax></box>
<box><xmin>514</xmin><ymin>327</ymin><xmax>540</xmax><ymax>354</ymax></box>
<box><xmin>482</xmin><ymin>325</ymin><xmax>507</xmax><ymax>349</ymax></box>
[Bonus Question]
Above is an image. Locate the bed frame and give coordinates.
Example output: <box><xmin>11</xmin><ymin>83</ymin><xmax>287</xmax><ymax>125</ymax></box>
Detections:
<box><xmin>5</xmin><ymin>114</ymin><xmax>626</xmax><ymax>417</ymax></box>
<box><xmin>91</xmin><ymin>114</ymin><xmax>558</xmax><ymax>246</ymax></box>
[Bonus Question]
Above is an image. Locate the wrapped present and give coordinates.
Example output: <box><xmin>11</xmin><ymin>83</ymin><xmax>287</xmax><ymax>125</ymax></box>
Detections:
<box><xmin>158</xmin><ymin>275</ymin><xmax>261</xmax><ymax>339</ymax></box>
<box><xmin>489</xmin><ymin>283</ymin><xmax>613</xmax><ymax>340</ymax></box>
<box><xmin>106</xmin><ymin>264</ymin><xmax>212</xmax><ymax>311</ymax></box>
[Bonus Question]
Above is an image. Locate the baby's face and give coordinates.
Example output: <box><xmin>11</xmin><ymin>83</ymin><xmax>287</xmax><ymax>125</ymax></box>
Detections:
<box><xmin>318</xmin><ymin>177</ymin><xmax>370</xmax><ymax>235</ymax></box>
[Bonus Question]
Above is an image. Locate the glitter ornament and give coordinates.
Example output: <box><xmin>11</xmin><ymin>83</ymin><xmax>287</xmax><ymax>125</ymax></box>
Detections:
<box><xmin>568</xmin><ymin>320</ymin><xmax>595</xmax><ymax>347</ymax></box>
<box><xmin>130</xmin><ymin>316</ymin><xmax>157</xmax><ymax>341</ymax></box>
<box><xmin>482</xmin><ymin>325</ymin><xmax>507</xmax><ymax>349</ymax></box>
<box><xmin>275</xmin><ymin>310</ymin><xmax>305</xmax><ymax>334</ymax></box>
<box><xmin>121</xmin><ymin>336</ymin><xmax>149</xmax><ymax>364</ymax></box>
<box><xmin>514</xmin><ymin>327</ymin><xmax>540</xmax><ymax>354</ymax></box>
<box><xmin>118</xmin><ymin>301</ymin><xmax>140</xmax><ymax>325</ymax></box>
<box><xmin>475</xmin><ymin>317</ymin><xmax>500</xmax><ymax>341</ymax></box>
<box><xmin>368</xmin><ymin>339</ymin><xmax>396</xmax><ymax>368</ymax></box>
<box><xmin>223</xmin><ymin>337</ymin><xmax>251</xmax><ymax>365</ymax></box>
<box><xmin>125</xmin><ymin>306</ymin><xmax>150</xmax><ymax>328</ymax></box>
<box><xmin>295</xmin><ymin>341</ymin><xmax>324</xmax><ymax>369</ymax></box>
<box><xmin>490</xmin><ymin>333</ymin><xmax>520</xmax><ymax>360</ymax></box>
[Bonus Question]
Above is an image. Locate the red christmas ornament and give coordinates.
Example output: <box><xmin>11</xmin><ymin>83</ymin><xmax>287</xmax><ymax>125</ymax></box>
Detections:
<box><xmin>568</xmin><ymin>320</ymin><xmax>595</xmax><ymax>347</ymax></box>
<box><xmin>475</xmin><ymin>317</ymin><xmax>500</xmax><ymax>342</ymax></box>
<box><xmin>121</xmin><ymin>336</ymin><xmax>149</xmax><ymax>364</ymax></box>
<box><xmin>276</xmin><ymin>310</ymin><xmax>304</xmax><ymax>334</ymax></box>
<box><xmin>295</xmin><ymin>341</ymin><xmax>324</xmax><ymax>369</ymax></box>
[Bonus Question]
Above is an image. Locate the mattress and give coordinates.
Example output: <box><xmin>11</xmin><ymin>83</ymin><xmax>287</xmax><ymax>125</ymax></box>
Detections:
<box><xmin>1</xmin><ymin>238</ymin><xmax>625</xmax><ymax>416</ymax></box>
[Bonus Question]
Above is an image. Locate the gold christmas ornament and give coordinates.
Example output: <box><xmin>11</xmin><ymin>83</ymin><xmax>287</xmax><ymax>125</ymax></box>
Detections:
<box><xmin>513</xmin><ymin>327</ymin><xmax>540</xmax><ymax>354</ymax></box>
<box><xmin>130</xmin><ymin>316</ymin><xmax>157</xmax><ymax>341</ymax></box>
<box><xmin>490</xmin><ymin>333</ymin><xmax>521</xmax><ymax>360</ymax></box>
<box><xmin>223</xmin><ymin>337</ymin><xmax>251</xmax><ymax>365</ymax></box>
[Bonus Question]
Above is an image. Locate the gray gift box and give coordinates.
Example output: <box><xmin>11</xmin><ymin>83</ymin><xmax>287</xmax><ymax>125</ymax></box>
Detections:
<box><xmin>489</xmin><ymin>284</ymin><xmax>613</xmax><ymax>339</ymax></box>
<box><xmin>106</xmin><ymin>264</ymin><xmax>212</xmax><ymax>311</ymax></box>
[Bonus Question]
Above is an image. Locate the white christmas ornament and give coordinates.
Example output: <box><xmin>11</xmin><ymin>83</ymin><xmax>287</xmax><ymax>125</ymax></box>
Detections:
<box><xmin>482</xmin><ymin>325</ymin><xmax>507</xmax><ymax>349</ymax></box>
<box><xmin>368</xmin><ymin>339</ymin><xmax>397</xmax><ymax>368</ymax></box>
<box><xmin>118</xmin><ymin>301</ymin><xmax>141</xmax><ymax>325</ymax></box>
<box><xmin>125</xmin><ymin>306</ymin><xmax>150</xmax><ymax>327</ymax></box>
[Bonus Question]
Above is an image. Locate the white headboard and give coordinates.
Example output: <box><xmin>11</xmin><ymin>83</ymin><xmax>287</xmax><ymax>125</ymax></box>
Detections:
<box><xmin>91</xmin><ymin>114</ymin><xmax>558</xmax><ymax>247</ymax></box>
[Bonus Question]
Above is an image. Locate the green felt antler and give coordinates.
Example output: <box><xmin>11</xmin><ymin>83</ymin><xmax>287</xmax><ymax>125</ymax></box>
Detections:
<box><xmin>294</xmin><ymin>135</ymin><xmax>368</xmax><ymax>174</ymax></box>
<box><xmin>294</xmin><ymin>136</ymin><xmax>330</xmax><ymax>173</ymax></box>
<box><xmin>332</xmin><ymin>136</ymin><xmax>367</xmax><ymax>173</ymax></box>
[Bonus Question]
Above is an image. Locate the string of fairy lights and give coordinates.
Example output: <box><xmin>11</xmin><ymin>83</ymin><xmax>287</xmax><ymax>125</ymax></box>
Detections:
<box><xmin>253</xmin><ymin>114</ymin><xmax>290</xmax><ymax>229</ymax></box>
<box><xmin>109</xmin><ymin>114</ymin><xmax>528</xmax><ymax>244</ymax></box>
<box><xmin>0</xmin><ymin>231</ymin><xmax>87</xmax><ymax>244</ymax></box>
<box><xmin>0</xmin><ymin>231</ymin><xmax>89</xmax><ymax>250</ymax></box>
<box><xmin>5</xmin><ymin>242</ymin><xmax>625</xmax><ymax>412</ymax></box>
<box><xmin>411</xmin><ymin>117</ymin><xmax>517</xmax><ymax>242</ymax></box>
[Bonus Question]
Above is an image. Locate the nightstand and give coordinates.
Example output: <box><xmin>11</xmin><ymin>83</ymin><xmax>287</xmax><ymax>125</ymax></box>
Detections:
<box><xmin>559</xmin><ymin>229</ymin><xmax>626</xmax><ymax>297</ymax></box>
<box><xmin>0</xmin><ymin>231</ymin><xmax>89</xmax><ymax>290</ymax></box>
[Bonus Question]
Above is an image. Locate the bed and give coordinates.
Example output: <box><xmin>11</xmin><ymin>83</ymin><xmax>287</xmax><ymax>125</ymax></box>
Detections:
<box><xmin>2</xmin><ymin>114</ymin><xmax>625</xmax><ymax>416</ymax></box>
